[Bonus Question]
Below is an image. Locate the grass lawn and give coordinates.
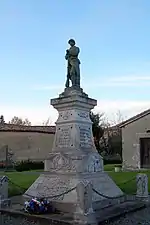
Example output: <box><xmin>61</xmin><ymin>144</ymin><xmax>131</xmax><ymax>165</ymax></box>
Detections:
<box><xmin>104</xmin><ymin>164</ymin><xmax>122</xmax><ymax>171</ymax></box>
<box><xmin>108</xmin><ymin>171</ymin><xmax>150</xmax><ymax>194</ymax></box>
<box><xmin>4</xmin><ymin>172</ymin><xmax>39</xmax><ymax>197</ymax></box>
<box><xmin>1</xmin><ymin>165</ymin><xmax>150</xmax><ymax>197</ymax></box>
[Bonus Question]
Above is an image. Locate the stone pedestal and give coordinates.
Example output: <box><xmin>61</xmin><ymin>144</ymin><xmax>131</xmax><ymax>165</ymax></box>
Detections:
<box><xmin>136</xmin><ymin>173</ymin><xmax>149</xmax><ymax>202</ymax></box>
<box><xmin>24</xmin><ymin>87</ymin><xmax>123</xmax><ymax>214</ymax></box>
<box><xmin>73</xmin><ymin>182</ymin><xmax>97</xmax><ymax>225</ymax></box>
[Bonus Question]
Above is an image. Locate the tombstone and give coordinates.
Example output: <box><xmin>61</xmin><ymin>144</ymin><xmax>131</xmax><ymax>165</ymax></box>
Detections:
<box><xmin>5</xmin><ymin>146</ymin><xmax>15</xmax><ymax>170</ymax></box>
<box><xmin>0</xmin><ymin>176</ymin><xmax>11</xmax><ymax>208</ymax></box>
<box><xmin>0</xmin><ymin>145</ymin><xmax>15</xmax><ymax>171</ymax></box>
<box><xmin>136</xmin><ymin>173</ymin><xmax>149</xmax><ymax>202</ymax></box>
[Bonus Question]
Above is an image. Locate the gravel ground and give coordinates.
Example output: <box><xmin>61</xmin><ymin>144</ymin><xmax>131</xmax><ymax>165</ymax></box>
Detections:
<box><xmin>1</xmin><ymin>208</ymin><xmax>150</xmax><ymax>225</ymax></box>
<box><xmin>3</xmin><ymin>196</ymin><xmax>150</xmax><ymax>225</ymax></box>
<box><xmin>103</xmin><ymin>207</ymin><xmax>150</xmax><ymax>225</ymax></box>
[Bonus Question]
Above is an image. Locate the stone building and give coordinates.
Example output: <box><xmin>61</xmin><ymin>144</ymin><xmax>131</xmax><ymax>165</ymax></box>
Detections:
<box><xmin>120</xmin><ymin>109</ymin><xmax>150</xmax><ymax>170</ymax></box>
<box><xmin>0</xmin><ymin>124</ymin><xmax>55</xmax><ymax>162</ymax></box>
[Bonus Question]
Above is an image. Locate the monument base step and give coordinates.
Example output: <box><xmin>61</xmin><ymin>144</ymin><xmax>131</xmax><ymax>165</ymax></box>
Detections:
<box><xmin>24</xmin><ymin>171</ymin><xmax>123</xmax><ymax>212</ymax></box>
<box><xmin>97</xmin><ymin>200</ymin><xmax>146</xmax><ymax>224</ymax></box>
<box><xmin>0</xmin><ymin>198</ymin><xmax>147</xmax><ymax>225</ymax></box>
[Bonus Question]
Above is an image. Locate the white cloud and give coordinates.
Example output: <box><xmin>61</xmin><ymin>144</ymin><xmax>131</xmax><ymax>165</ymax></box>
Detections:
<box><xmin>1</xmin><ymin>100</ymin><xmax>150</xmax><ymax>125</ymax></box>
<box><xmin>108</xmin><ymin>75</ymin><xmax>150</xmax><ymax>82</ymax></box>
<box><xmin>0</xmin><ymin>105</ymin><xmax>58</xmax><ymax>126</ymax></box>
<box><xmin>2</xmin><ymin>75</ymin><xmax>150</xmax><ymax>125</ymax></box>
<box><xmin>94</xmin><ymin>100</ymin><xmax>150</xmax><ymax>124</ymax></box>
<box><xmin>96</xmin><ymin>99</ymin><xmax>150</xmax><ymax>112</ymax></box>
<box><xmin>84</xmin><ymin>75</ymin><xmax>150</xmax><ymax>88</ymax></box>
<box><xmin>32</xmin><ymin>75</ymin><xmax>150</xmax><ymax>90</ymax></box>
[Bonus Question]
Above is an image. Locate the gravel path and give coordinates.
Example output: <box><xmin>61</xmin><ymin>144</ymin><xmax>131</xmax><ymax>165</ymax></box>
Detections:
<box><xmin>1</xmin><ymin>207</ymin><xmax>150</xmax><ymax>225</ymax></box>
<box><xmin>103</xmin><ymin>207</ymin><xmax>150</xmax><ymax>225</ymax></box>
<box><xmin>6</xmin><ymin>196</ymin><xmax>150</xmax><ymax>225</ymax></box>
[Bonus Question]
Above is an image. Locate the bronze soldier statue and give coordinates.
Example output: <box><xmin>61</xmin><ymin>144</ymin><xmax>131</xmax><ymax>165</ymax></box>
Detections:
<box><xmin>65</xmin><ymin>39</ymin><xmax>80</xmax><ymax>88</ymax></box>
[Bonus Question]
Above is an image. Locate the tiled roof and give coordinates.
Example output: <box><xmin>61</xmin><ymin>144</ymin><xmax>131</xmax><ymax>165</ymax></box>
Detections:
<box><xmin>119</xmin><ymin>108</ymin><xmax>150</xmax><ymax>128</ymax></box>
<box><xmin>0</xmin><ymin>123</ymin><xmax>56</xmax><ymax>134</ymax></box>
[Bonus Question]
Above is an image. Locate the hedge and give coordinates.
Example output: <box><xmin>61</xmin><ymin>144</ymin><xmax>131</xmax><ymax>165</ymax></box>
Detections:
<box><xmin>14</xmin><ymin>160</ymin><xmax>44</xmax><ymax>172</ymax></box>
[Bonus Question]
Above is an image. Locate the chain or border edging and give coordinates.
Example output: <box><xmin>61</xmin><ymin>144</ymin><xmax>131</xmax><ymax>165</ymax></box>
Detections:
<box><xmin>117</xmin><ymin>176</ymin><xmax>136</xmax><ymax>186</ymax></box>
<box><xmin>92</xmin><ymin>176</ymin><xmax>143</xmax><ymax>199</ymax></box>
<box><xmin>92</xmin><ymin>187</ymin><xmax>126</xmax><ymax>199</ymax></box>
<box><xmin>9</xmin><ymin>178</ymin><xmax>76</xmax><ymax>199</ymax></box>
<box><xmin>8</xmin><ymin>175</ymin><xmax>142</xmax><ymax>200</ymax></box>
<box><xmin>9</xmin><ymin>179</ymin><xmax>27</xmax><ymax>191</ymax></box>
<box><xmin>24</xmin><ymin>186</ymin><xmax>76</xmax><ymax>199</ymax></box>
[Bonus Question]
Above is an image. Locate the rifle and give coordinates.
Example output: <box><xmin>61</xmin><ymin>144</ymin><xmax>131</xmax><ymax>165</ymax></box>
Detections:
<box><xmin>65</xmin><ymin>63</ymin><xmax>71</xmax><ymax>88</ymax></box>
<box><xmin>65</xmin><ymin>50</ymin><xmax>71</xmax><ymax>88</ymax></box>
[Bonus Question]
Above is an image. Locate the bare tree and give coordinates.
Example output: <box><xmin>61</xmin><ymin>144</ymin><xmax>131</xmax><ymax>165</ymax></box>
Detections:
<box><xmin>100</xmin><ymin>110</ymin><xmax>126</xmax><ymax>157</ymax></box>
<box><xmin>89</xmin><ymin>111</ymin><xmax>107</xmax><ymax>154</ymax></box>
<box><xmin>110</xmin><ymin>110</ymin><xmax>125</xmax><ymax>125</ymax></box>
<box><xmin>99</xmin><ymin>110</ymin><xmax>125</xmax><ymax>157</ymax></box>
<box><xmin>9</xmin><ymin>116</ymin><xmax>31</xmax><ymax>126</ymax></box>
<box><xmin>42</xmin><ymin>117</ymin><xmax>52</xmax><ymax>126</ymax></box>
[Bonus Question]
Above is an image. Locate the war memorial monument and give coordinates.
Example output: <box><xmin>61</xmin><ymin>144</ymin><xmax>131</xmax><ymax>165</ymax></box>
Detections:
<box><xmin>24</xmin><ymin>39</ymin><xmax>124</xmax><ymax>224</ymax></box>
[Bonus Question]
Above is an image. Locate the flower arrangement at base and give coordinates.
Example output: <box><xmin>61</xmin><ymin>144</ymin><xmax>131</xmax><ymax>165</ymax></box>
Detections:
<box><xmin>24</xmin><ymin>198</ymin><xmax>56</xmax><ymax>214</ymax></box>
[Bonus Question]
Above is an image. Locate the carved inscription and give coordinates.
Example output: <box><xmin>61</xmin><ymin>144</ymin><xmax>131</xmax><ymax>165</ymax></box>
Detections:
<box><xmin>33</xmin><ymin>177</ymin><xmax>71</xmax><ymax>200</ymax></box>
<box><xmin>53</xmin><ymin>154</ymin><xmax>67</xmax><ymax>170</ymax></box>
<box><xmin>76</xmin><ymin>182</ymin><xmax>93</xmax><ymax>214</ymax></box>
<box><xmin>56</xmin><ymin>126</ymin><xmax>72</xmax><ymax>147</ymax></box>
<box><xmin>79</xmin><ymin>126</ymin><xmax>93</xmax><ymax>148</ymax></box>
<box><xmin>78</xmin><ymin>112</ymin><xmax>88</xmax><ymax>119</ymax></box>
<box><xmin>62</xmin><ymin>111</ymin><xmax>71</xmax><ymax>120</ymax></box>
<box><xmin>52</xmin><ymin>154</ymin><xmax>76</xmax><ymax>172</ymax></box>
<box><xmin>87</xmin><ymin>154</ymin><xmax>103</xmax><ymax>172</ymax></box>
<box><xmin>59</xmin><ymin>110</ymin><xmax>73</xmax><ymax>121</ymax></box>
<box><xmin>136</xmin><ymin>174</ymin><xmax>148</xmax><ymax>198</ymax></box>
<box><xmin>46</xmin><ymin>178</ymin><xmax>68</xmax><ymax>200</ymax></box>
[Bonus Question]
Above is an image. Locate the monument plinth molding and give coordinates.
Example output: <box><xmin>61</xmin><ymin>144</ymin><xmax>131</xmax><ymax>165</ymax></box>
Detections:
<box><xmin>24</xmin><ymin>87</ymin><xmax>123</xmax><ymax>213</ymax></box>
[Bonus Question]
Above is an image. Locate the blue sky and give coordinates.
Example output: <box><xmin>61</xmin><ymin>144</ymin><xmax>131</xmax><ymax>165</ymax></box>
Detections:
<box><xmin>0</xmin><ymin>0</ymin><xmax>150</xmax><ymax>124</ymax></box>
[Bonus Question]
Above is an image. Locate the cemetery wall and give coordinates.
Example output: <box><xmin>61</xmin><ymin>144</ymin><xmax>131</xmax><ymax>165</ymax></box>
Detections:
<box><xmin>0</xmin><ymin>124</ymin><xmax>55</xmax><ymax>161</ymax></box>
